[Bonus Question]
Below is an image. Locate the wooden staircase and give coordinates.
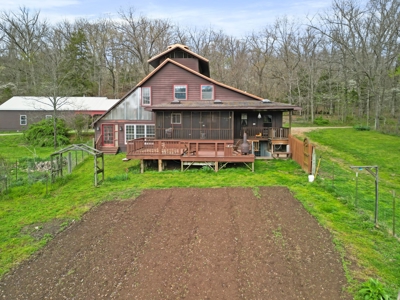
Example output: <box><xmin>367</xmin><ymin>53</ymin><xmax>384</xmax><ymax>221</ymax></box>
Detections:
<box><xmin>98</xmin><ymin>146</ymin><xmax>119</xmax><ymax>154</ymax></box>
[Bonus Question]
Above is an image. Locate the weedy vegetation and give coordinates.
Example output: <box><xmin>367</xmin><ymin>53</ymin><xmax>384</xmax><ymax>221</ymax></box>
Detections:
<box><xmin>0</xmin><ymin>128</ymin><xmax>399</xmax><ymax>298</ymax></box>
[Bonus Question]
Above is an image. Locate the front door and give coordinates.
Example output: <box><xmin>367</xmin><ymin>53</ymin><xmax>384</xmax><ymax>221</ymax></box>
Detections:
<box><xmin>103</xmin><ymin>125</ymin><xmax>114</xmax><ymax>146</ymax></box>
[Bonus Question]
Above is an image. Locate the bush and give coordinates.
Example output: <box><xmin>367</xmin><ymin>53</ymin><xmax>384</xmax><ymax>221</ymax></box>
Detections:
<box><xmin>24</xmin><ymin>118</ymin><xmax>70</xmax><ymax>147</ymax></box>
<box><xmin>354</xmin><ymin>125</ymin><xmax>371</xmax><ymax>131</ymax></box>
<box><xmin>314</xmin><ymin>116</ymin><xmax>330</xmax><ymax>126</ymax></box>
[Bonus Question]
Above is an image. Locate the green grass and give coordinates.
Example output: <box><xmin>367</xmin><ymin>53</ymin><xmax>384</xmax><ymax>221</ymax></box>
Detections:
<box><xmin>0</xmin><ymin>130</ymin><xmax>399</xmax><ymax>298</ymax></box>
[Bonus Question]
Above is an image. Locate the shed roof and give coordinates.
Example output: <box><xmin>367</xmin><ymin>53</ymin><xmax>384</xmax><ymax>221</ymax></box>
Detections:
<box><xmin>0</xmin><ymin>97</ymin><xmax>119</xmax><ymax>111</ymax></box>
<box><xmin>147</xmin><ymin>100</ymin><xmax>301</xmax><ymax>111</ymax></box>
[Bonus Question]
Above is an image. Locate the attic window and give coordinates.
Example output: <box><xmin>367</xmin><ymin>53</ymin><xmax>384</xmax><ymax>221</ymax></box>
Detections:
<box><xmin>201</xmin><ymin>85</ymin><xmax>213</xmax><ymax>100</ymax></box>
<box><xmin>174</xmin><ymin>85</ymin><xmax>187</xmax><ymax>100</ymax></box>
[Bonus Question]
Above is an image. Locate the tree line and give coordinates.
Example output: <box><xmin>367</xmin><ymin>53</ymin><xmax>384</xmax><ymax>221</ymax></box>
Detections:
<box><xmin>0</xmin><ymin>0</ymin><xmax>399</xmax><ymax>130</ymax></box>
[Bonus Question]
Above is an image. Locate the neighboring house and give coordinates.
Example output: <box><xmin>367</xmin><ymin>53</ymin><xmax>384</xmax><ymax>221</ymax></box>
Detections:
<box><xmin>0</xmin><ymin>97</ymin><xmax>118</xmax><ymax>131</ymax></box>
<box><xmin>94</xmin><ymin>44</ymin><xmax>300</xmax><ymax>170</ymax></box>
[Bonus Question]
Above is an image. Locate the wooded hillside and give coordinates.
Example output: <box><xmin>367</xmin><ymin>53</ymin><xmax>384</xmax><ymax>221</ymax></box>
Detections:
<box><xmin>0</xmin><ymin>0</ymin><xmax>399</xmax><ymax>131</ymax></box>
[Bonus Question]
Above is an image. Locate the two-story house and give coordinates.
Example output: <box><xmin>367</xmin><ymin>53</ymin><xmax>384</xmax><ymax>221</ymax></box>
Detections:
<box><xmin>94</xmin><ymin>44</ymin><xmax>299</xmax><ymax>171</ymax></box>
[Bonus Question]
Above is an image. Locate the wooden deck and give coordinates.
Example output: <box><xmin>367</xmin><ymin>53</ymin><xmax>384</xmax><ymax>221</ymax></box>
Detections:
<box><xmin>126</xmin><ymin>138</ymin><xmax>255</xmax><ymax>172</ymax></box>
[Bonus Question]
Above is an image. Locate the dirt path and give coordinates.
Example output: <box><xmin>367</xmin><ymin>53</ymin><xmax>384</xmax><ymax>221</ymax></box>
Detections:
<box><xmin>0</xmin><ymin>187</ymin><xmax>350</xmax><ymax>299</ymax></box>
<box><xmin>291</xmin><ymin>126</ymin><xmax>351</xmax><ymax>138</ymax></box>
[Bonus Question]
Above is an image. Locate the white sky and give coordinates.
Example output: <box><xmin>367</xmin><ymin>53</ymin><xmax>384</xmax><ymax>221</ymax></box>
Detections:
<box><xmin>2</xmin><ymin>0</ymin><xmax>334</xmax><ymax>37</ymax></box>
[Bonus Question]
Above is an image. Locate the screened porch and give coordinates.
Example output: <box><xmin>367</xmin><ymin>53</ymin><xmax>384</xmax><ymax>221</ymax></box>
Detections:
<box><xmin>155</xmin><ymin>111</ymin><xmax>234</xmax><ymax>140</ymax></box>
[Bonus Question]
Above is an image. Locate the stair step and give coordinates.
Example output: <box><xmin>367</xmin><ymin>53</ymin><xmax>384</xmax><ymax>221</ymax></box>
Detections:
<box><xmin>98</xmin><ymin>146</ymin><xmax>119</xmax><ymax>154</ymax></box>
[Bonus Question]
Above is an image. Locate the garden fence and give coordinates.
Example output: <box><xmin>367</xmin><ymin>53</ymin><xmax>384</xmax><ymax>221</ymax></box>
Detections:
<box><xmin>0</xmin><ymin>148</ymin><xmax>90</xmax><ymax>194</ymax></box>
<box><xmin>315</xmin><ymin>155</ymin><xmax>398</xmax><ymax>237</ymax></box>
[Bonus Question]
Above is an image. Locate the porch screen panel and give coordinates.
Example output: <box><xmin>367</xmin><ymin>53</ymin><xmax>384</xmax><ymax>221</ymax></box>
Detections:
<box><xmin>156</xmin><ymin>112</ymin><xmax>164</xmax><ymax>139</ymax></box>
<box><xmin>211</xmin><ymin>111</ymin><xmax>220</xmax><ymax>139</ymax></box>
<box><xmin>182</xmin><ymin>112</ymin><xmax>191</xmax><ymax>139</ymax></box>
<box><xmin>191</xmin><ymin>112</ymin><xmax>200</xmax><ymax>139</ymax></box>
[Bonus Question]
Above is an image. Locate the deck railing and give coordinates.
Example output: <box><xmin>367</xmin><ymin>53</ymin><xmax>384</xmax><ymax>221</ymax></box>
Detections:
<box><xmin>95</xmin><ymin>134</ymin><xmax>103</xmax><ymax>149</ymax></box>
<box><xmin>241</xmin><ymin>127</ymin><xmax>289</xmax><ymax>139</ymax></box>
<box><xmin>127</xmin><ymin>138</ymin><xmax>184</xmax><ymax>156</ymax></box>
<box><xmin>156</xmin><ymin>128</ymin><xmax>232</xmax><ymax>140</ymax></box>
<box><xmin>127</xmin><ymin>138</ymin><xmax>237</xmax><ymax>157</ymax></box>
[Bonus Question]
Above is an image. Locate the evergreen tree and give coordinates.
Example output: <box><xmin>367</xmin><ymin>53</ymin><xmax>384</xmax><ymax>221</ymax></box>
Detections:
<box><xmin>60</xmin><ymin>29</ymin><xmax>95</xmax><ymax>96</ymax></box>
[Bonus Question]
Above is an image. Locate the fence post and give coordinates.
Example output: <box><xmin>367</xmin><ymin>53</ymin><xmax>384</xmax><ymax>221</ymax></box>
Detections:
<box><xmin>355</xmin><ymin>172</ymin><xmax>359</xmax><ymax>207</ymax></box>
<box><xmin>67</xmin><ymin>152</ymin><xmax>72</xmax><ymax>174</ymax></box>
<box><xmin>393</xmin><ymin>190</ymin><xmax>396</xmax><ymax>237</ymax></box>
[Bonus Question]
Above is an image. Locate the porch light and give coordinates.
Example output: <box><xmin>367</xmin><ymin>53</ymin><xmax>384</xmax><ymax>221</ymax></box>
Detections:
<box><xmin>120</xmin><ymin>126</ymin><xmax>123</xmax><ymax>131</ymax></box>
<box><xmin>96</xmin><ymin>127</ymin><xmax>100</xmax><ymax>131</ymax></box>
<box><xmin>258</xmin><ymin>113</ymin><xmax>262</xmax><ymax>119</ymax></box>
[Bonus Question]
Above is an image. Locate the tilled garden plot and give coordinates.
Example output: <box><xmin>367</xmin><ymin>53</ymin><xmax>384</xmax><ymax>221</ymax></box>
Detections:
<box><xmin>0</xmin><ymin>187</ymin><xmax>350</xmax><ymax>299</ymax></box>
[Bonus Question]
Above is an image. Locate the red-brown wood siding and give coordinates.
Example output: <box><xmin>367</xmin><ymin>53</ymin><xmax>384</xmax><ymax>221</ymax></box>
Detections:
<box><xmin>172</xmin><ymin>58</ymin><xmax>199</xmax><ymax>72</ymax></box>
<box><xmin>145</xmin><ymin>63</ymin><xmax>258</xmax><ymax>105</ymax></box>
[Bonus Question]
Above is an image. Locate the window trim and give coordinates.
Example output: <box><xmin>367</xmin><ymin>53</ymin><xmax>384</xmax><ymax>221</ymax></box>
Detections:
<box><xmin>173</xmin><ymin>85</ymin><xmax>187</xmax><ymax>100</ymax></box>
<box><xmin>141</xmin><ymin>87</ymin><xmax>151</xmax><ymax>106</ymax></box>
<box><xmin>20</xmin><ymin>115</ymin><xmax>27</xmax><ymax>125</ymax></box>
<box><xmin>171</xmin><ymin>113</ymin><xmax>182</xmax><ymax>124</ymax></box>
<box><xmin>124</xmin><ymin>124</ymin><xmax>155</xmax><ymax>144</ymax></box>
<box><xmin>201</xmin><ymin>84</ymin><xmax>214</xmax><ymax>100</ymax></box>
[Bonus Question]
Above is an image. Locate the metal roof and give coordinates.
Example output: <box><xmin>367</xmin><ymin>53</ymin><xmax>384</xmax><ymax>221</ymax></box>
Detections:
<box><xmin>0</xmin><ymin>97</ymin><xmax>119</xmax><ymax>111</ymax></box>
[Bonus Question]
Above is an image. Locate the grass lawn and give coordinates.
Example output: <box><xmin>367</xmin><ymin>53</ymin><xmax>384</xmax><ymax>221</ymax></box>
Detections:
<box><xmin>0</xmin><ymin>130</ymin><xmax>399</xmax><ymax>298</ymax></box>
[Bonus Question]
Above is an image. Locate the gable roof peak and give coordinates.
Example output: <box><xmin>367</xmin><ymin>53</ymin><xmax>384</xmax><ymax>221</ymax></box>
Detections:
<box><xmin>167</xmin><ymin>44</ymin><xmax>190</xmax><ymax>50</ymax></box>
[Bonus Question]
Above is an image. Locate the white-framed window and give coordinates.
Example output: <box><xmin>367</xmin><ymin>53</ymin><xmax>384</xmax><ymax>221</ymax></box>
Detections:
<box><xmin>174</xmin><ymin>85</ymin><xmax>187</xmax><ymax>100</ymax></box>
<box><xmin>125</xmin><ymin>124</ymin><xmax>155</xmax><ymax>143</ymax></box>
<box><xmin>171</xmin><ymin>113</ymin><xmax>181</xmax><ymax>124</ymax></box>
<box><xmin>45</xmin><ymin>115</ymin><xmax>52</xmax><ymax>119</ymax></box>
<box><xmin>201</xmin><ymin>85</ymin><xmax>214</xmax><ymax>100</ymax></box>
<box><xmin>142</xmin><ymin>87</ymin><xmax>151</xmax><ymax>105</ymax></box>
<box><xmin>20</xmin><ymin>115</ymin><xmax>27</xmax><ymax>125</ymax></box>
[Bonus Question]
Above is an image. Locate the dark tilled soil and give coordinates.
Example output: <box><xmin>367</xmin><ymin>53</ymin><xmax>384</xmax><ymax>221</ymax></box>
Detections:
<box><xmin>0</xmin><ymin>187</ymin><xmax>351</xmax><ymax>299</ymax></box>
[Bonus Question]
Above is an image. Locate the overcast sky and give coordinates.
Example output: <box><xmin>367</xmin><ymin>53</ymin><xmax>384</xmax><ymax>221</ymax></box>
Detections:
<box><xmin>2</xmin><ymin>0</ymin><xmax>333</xmax><ymax>36</ymax></box>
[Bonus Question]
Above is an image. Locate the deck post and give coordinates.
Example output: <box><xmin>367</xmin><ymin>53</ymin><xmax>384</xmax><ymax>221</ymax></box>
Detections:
<box><xmin>140</xmin><ymin>159</ymin><xmax>144</xmax><ymax>174</ymax></box>
<box><xmin>158</xmin><ymin>159</ymin><xmax>163</xmax><ymax>172</ymax></box>
<box><xmin>215</xmin><ymin>161</ymin><xmax>219</xmax><ymax>172</ymax></box>
<box><xmin>252</xmin><ymin>162</ymin><xmax>255</xmax><ymax>172</ymax></box>
<box><xmin>181</xmin><ymin>161</ymin><xmax>183</xmax><ymax>172</ymax></box>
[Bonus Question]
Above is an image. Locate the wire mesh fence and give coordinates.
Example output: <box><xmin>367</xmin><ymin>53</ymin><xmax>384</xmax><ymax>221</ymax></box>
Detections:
<box><xmin>0</xmin><ymin>148</ymin><xmax>91</xmax><ymax>194</ymax></box>
<box><xmin>315</xmin><ymin>155</ymin><xmax>399</xmax><ymax>237</ymax></box>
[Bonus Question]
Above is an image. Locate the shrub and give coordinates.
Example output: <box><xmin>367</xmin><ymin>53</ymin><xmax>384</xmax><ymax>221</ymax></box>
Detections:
<box><xmin>314</xmin><ymin>116</ymin><xmax>330</xmax><ymax>126</ymax></box>
<box><xmin>354</xmin><ymin>125</ymin><xmax>371</xmax><ymax>131</ymax></box>
<box><xmin>24</xmin><ymin>118</ymin><xmax>70</xmax><ymax>147</ymax></box>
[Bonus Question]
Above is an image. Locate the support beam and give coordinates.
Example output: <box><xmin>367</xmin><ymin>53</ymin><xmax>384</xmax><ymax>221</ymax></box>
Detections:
<box><xmin>215</xmin><ymin>161</ymin><xmax>219</xmax><ymax>172</ymax></box>
<box><xmin>140</xmin><ymin>160</ymin><xmax>144</xmax><ymax>174</ymax></box>
<box><xmin>158</xmin><ymin>159</ymin><xmax>163</xmax><ymax>172</ymax></box>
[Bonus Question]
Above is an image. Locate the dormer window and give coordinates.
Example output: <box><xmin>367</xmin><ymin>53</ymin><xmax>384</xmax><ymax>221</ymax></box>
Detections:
<box><xmin>201</xmin><ymin>85</ymin><xmax>214</xmax><ymax>100</ymax></box>
<box><xmin>142</xmin><ymin>87</ymin><xmax>151</xmax><ymax>105</ymax></box>
<box><xmin>174</xmin><ymin>85</ymin><xmax>187</xmax><ymax>100</ymax></box>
